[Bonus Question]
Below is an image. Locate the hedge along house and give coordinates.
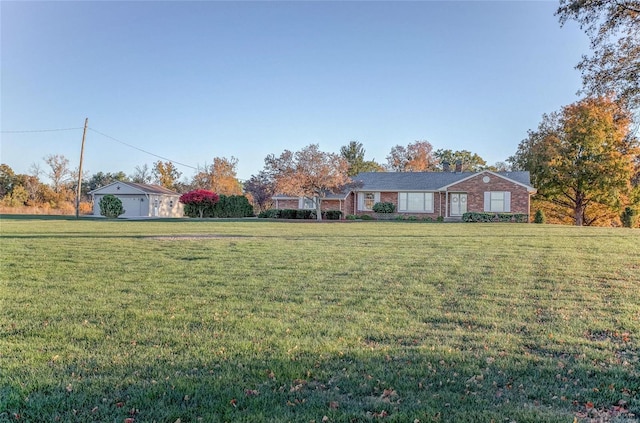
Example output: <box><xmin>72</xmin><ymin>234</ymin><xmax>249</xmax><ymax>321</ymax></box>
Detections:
<box><xmin>272</xmin><ymin>170</ymin><xmax>536</xmax><ymax>220</ymax></box>
<box><xmin>272</xmin><ymin>192</ymin><xmax>351</xmax><ymax>216</ymax></box>
<box><xmin>88</xmin><ymin>181</ymin><xmax>184</xmax><ymax>218</ymax></box>
<box><xmin>348</xmin><ymin>171</ymin><xmax>536</xmax><ymax>220</ymax></box>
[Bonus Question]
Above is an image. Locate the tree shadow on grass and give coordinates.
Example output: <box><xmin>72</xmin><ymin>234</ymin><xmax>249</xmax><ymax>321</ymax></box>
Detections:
<box><xmin>3</xmin><ymin>343</ymin><xmax>638</xmax><ymax>423</ymax></box>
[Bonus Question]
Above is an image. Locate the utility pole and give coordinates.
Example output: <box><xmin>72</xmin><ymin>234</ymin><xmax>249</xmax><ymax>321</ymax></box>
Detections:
<box><xmin>76</xmin><ymin>118</ymin><xmax>88</xmax><ymax>218</ymax></box>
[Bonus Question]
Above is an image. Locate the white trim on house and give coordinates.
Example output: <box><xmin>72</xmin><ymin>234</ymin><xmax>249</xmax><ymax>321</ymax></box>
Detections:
<box><xmin>398</xmin><ymin>192</ymin><xmax>434</xmax><ymax>213</ymax></box>
<box><xmin>484</xmin><ymin>191</ymin><xmax>511</xmax><ymax>213</ymax></box>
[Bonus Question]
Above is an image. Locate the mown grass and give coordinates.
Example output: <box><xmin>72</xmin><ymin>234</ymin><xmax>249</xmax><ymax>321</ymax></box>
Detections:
<box><xmin>0</xmin><ymin>217</ymin><xmax>638</xmax><ymax>422</ymax></box>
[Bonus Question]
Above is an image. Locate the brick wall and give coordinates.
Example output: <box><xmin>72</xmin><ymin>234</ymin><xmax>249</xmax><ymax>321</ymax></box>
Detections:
<box><xmin>447</xmin><ymin>173</ymin><xmax>531</xmax><ymax>214</ymax></box>
<box><xmin>273</xmin><ymin>197</ymin><xmax>349</xmax><ymax>218</ymax></box>
<box><xmin>354</xmin><ymin>191</ymin><xmax>445</xmax><ymax>218</ymax></box>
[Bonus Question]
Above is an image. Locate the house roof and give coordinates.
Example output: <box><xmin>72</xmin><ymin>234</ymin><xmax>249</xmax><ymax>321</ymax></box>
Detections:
<box><xmin>351</xmin><ymin>171</ymin><xmax>534</xmax><ymax>191</ymax></box>
<box><xmin>272</xmin><ymin>171</ymin><xmax>535</xmax><ymax>199</ymax></box>
<box><xmin>88</xmin><ymin>181</ymin><xmax>180</xmax><ymax>195</ymax></box>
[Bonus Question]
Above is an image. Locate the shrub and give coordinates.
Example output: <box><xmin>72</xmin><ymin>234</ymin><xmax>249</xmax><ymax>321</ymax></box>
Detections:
<box><xmin>360</xmin><ymin>214</ymin><xmax>373</xmax><ymax>220</ymax></box>
<box><xmin>346</xmin><ymin>214</ymin><xmax>358</xmax><ymax>220</ymax></box>
<box><xmin>296</xmin><ymin>209</ymin><xmax>313</xmax><ymax>219</ymax></box>
<box><xmin>212</xmin><ymin>195</ymin><xmax>254</xmax><ymax>218</ymax></box>
<box><xmin>258</xmin><ymin>209</ymin><xmax>280</xmax><ymax>219</ymax></box>
<box><xmin>422</xmin><ymin>216</ymin><xmax>434</xmax><ymax>222</ymax></box>
<box><xmin>99</xmin><ymin>194</ymin><xmax>125</xmax><ymax>218</ymax></box>
<box><xmin>436</xmin><ymin>216</ymin><xmax>444</xmax><ymax>222</ymax></box>
<box><xmin>407</xmin><ymin>215</ymin><xmax>418</xmax><ymax>221</ymax></box>
<box><xmin>394</xmin><ymin>215</ymin><xmax>405</xmax><ymax>221</ymax></box>
<box><xmin>534</xmin><ymin>209</ymin><xmax>546</xmax><ymax>224</ymax></box>
<box><xmin>323</xmin><ymin>210</ymin><xmax>342</xmax><ymax>220</ymax></box>
<box><xmin>621</xmin><ymin>207</ymin><xmax>637</xmax><ymax>228</ymax></box>
<box><xmin>372</xmin><ymin>202</ymin><xmax>395</xmax><ymax>214</ymax></box>
<box><xmin>279</xmin><ymin>209</ymin><xmax>298</xmax><ymax>219</ymax></box>
<box><xmin>463</xmin><ymin>212</ymin><xmax>529</xmax><ymax>223</ymax></box>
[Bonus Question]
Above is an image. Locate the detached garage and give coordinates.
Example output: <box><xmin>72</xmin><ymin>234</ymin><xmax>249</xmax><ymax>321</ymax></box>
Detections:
<box><xmin>89</xmin><ymin>181</ymin><xmax>183</xmax><ymax>218</ymax></box>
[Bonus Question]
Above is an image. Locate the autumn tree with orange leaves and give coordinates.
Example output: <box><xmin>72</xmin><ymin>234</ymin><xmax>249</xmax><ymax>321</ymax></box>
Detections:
<box><xmin>264</xmin><ymin>144</ymin><xmax>351</xmax><ymax>221</ymax></box>
<box><xmin>386</xmin><ymin>140</ymin><xmax>438</xmax><ymax>172</ymax></box>
<box><xmin>191</xmin><ymin>156</ymin><xmax>243</xmax><ymax>196</ymax></box>
<box><xmin>510</xmin><ymin>96</ymin><xmax>639</xmax><ymax>226</ymax></box>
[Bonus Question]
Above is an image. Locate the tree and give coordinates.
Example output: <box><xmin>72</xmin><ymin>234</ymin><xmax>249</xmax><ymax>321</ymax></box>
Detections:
<box><xmin>339</xmin><ymin>141</ymin><xmax>384</xmax><ymax>176</ymax></box>
<box><xmin>386</xmin><ymin>140</ymin><xmax>438</xmax><ymax>172</ymax></box>
<box><xmin>153</xmin><ymin>161</ymin><xmax>182</xmax><ymax>191</ymax></box>
<box><xmin>131</xmin><ymin>164</ymin><xmax>152</xmax><ymax>184</ymax></box>
<box><xmin>510</xmin><ymin>96</ymin><xmax>639</xmax><ymax>226</ymax></box>
<box><xmin>0</xmin><ymin>164</ymin><xmax>16</xmax><ymax>198</ymax></box>
<box><xmin>13</xmin><ymin>174</ymin><xmax>42</xmax><ymax>206</ymax></box>
<box><xmin>265</xmin><ymin>144</ymin><xmax>351</xmax><ymax>221</ymax></box>
<box><xmin>434</xmin><ymin>149</ymin><xmax>487</xmax><ymax>172</ymax></box>
<box><xmin>490</xmin><ymin>161</ymin><xmax>512</xmax><ymax>172</ymax></box>
<box><xmin>44</xmin><ymin>154</ymin><xmax>72</xmax><ymax>194</ymax></box>
<box><xmin>557</xmin><ymin>0</ymin><xmax>640</xmax><ymax>108</ymax></box>
<box><xmin>243</xmin><ymin>171</ymin><xmax>275</xmax><ymax>212</ymax></box>
<box><xmin>179</xmin><ymin>189</ymin><xmax>219</xmax><ymax>218</ymax></box>
<box><xmin>87</xmin><ymin>171</ymin><xmax>129</xmax><ymax>192</ymax></box>
<box><xmin>191</xmin><ymin>157</ymin><xmax>243</xmax><ymax>195</ymax></box>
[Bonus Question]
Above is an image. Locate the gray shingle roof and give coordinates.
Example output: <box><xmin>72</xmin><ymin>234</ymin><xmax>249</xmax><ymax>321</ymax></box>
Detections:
<box><xmin>88</xmin><ymin>181</ymin><xmax>180</xmax><ymax>195</ymax></box>
<box><xmin>351</xmin><ymin>171</ymin><xmax>533</xmax><ymax>191</ymax></box>
<box><xmin>123</xmin><ymin>182</ymin><xmax>180</xmax><ymax>195</ymax></box>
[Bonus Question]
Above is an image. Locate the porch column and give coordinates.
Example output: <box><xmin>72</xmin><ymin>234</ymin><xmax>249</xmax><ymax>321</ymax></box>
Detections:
<box><xmin>445</xmin><ymin>191</ymin><xmax>449</xmax><ymax>218</ymax></box>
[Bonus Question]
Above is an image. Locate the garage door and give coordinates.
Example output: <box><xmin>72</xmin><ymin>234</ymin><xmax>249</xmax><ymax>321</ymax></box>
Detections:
<box><xmin>120</xmin><ymin>197</ymin><xmax>142</xmax><ymax>217</ymax></box>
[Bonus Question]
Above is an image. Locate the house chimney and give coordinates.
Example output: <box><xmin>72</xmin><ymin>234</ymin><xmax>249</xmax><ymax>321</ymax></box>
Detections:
<box><xmin>442</xmin><ymin>161</ymin><xmax>450</xmax><ymax>172</ymax></box>
<box><xmin>455</xmin><ymin>160</ymin><xmax>462</xmax><ymax>173</ymax></box>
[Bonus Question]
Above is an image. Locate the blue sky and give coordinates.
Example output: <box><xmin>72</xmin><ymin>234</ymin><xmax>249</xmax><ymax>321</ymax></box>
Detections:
<box><xmin>1</xmin><ymin>1</ymin><xmax>589</xmax><ymax>183</ymax></box>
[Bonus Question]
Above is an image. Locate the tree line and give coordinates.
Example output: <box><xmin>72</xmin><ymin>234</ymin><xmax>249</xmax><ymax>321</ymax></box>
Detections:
<box><xmin>1</xmin><ymin>0</ymin><xmax>638</xmax><ymax>226</ymax></box>
<box><xmin>0</xmin><ymin>140</ymin><xmax>507</xmax><ymax>214</ymax></box>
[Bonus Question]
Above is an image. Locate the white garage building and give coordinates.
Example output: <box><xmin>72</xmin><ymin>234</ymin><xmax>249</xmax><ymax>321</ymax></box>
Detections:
<box><xmin>89</xmin><ymin>181</ymin><xmax>184</xmax><ymax>218</ymax></box>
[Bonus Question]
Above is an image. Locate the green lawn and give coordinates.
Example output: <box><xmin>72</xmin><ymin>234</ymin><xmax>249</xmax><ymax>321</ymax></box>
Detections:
<box><xmin>1</xmin><ymin>217</ymin><xmax>638</xmax><ymax>422</ymax></box>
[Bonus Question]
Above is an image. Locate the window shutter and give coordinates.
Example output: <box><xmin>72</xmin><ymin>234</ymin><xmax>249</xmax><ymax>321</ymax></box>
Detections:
<box><xmin>504</xmin><ymin>191</ymin><xmax>511</xmax><ymax>212</ymax></box>
<box><xmin>374</xmin><ymin>192</ymin><xmax>381</xmax><ymax>203</ymax></box>
<box><xmin>484</xmin><ymin>192</ymin><xmax>491</xmax><ymax>212</ymax></box>
<box><xmin>357</xmin><ymin>193</ymin><xmax>364</xmax><ymax>210</ymax></box>
<box><xmin>399</xmin><ymin>193</ymin><xmax>406</xmax><ymax>211</ymax></box>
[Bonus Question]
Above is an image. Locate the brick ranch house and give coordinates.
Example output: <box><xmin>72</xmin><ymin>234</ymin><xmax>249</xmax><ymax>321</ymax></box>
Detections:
<box><xmin>273</xmin><ymin>170</ymin><xmax>536</xmax><ymax>220</ymax></box>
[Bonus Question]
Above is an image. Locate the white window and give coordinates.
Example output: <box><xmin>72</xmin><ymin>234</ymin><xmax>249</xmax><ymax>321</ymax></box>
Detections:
<box><xmin>300</xmin><ymin>197</ymin><xmax>316</xmax><ymax>209</ymax></box>
<box><xmin>484</xmin><ymin>191</ymin><xmax>511</xmax><ymax>212</ymax></box>
<box><xmin>364</xmin><ymin>193</ymin><xmax>375</xmax><ymax>210</ymax></box>
<box><xmin>398</xmin><ymin>192</ymin><xmax>434</xmax><ymax>212</ymax></box>
<box><xmin>358</xmin><ymin>192</ymin><xmax>380</xmax><ymax>211</ymax></box>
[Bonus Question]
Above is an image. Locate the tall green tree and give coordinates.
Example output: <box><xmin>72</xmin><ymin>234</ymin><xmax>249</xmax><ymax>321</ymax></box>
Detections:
<box><xmin>557</xmin><ymin>0</ymin><xmax>640</xmax><ymax>108</ymax></box>
<box><xmin>510</xmin><ymin>96</ymin><xmax>639</xmax><ymax>226</ymax></box>
<box><xmin>265</xmin><ymin>144</ymin><xmax>351</xmax><ymax>221</ymax></box>
<box><xmin>434</xmin><ymin>149</ymin><xmax>487</xmax><ymax>172</ymax></box>
<box><xmin>0</xmin><ymin>164</ymin><xmax>16</xmax><ymax>198</ymax></box>
<box><xmin>339</xmin><ymin>141</ymin><xmax>384</xmax><ymax>176</ymax></box>
<box><xmin>87</xmin><ymin>171</ymin><xmax>129</xmax><ymax>192</ymax></box>
<box><xmin>152</xmin><ymin>161</ymin><xmax>182</xmax><ymax>191</ymax></box>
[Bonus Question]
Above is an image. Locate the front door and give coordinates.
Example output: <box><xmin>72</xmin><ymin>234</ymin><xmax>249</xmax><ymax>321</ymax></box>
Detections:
<box><xmin>450</xmin><ymin>193</ymin><xmax>467</xmax><ymax>216</ymax></box>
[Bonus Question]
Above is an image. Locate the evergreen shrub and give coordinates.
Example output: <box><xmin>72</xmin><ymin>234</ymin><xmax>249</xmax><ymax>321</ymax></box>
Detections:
<box><xmin>99</xmin><ymin>194</ymin><xmax>125</xmax><ymax>218</ymax></box>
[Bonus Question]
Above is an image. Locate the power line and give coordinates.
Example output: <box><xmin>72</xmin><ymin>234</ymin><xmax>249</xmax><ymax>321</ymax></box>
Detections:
<box><xmin>1</xmin><ymin>127</ymin><xmax>83</xmax><ymax>133</ymax></box>
<box><xmin>88</xmin><ymin>127</ymin><xmax>198</xmax><ymax>170</ymax></box>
